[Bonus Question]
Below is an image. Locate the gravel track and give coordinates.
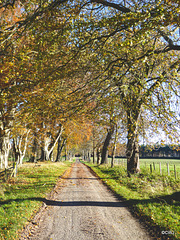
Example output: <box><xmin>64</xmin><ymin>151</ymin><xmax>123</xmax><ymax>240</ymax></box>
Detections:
<box><xmin>24</xmin><ymin>160</ymin><xmax>152</xmax><ymax>240</ymax></box>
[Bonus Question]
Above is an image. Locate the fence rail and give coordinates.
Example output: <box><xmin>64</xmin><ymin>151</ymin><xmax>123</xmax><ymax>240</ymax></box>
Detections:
<box><xmin>107</xmin><ymin>158</ymin><xmax>180</xmax><ymax>179</ymax></box>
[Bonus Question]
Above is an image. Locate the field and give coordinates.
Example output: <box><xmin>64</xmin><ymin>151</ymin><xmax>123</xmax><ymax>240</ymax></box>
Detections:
<box><xmin>85</xmin><ymin>159</ymin><xmax>180</xmax><ymax>240</ymax></box>
<box><xmin>109</xmin><ymin>158</ymin><xmax>180</xmax><ymax>178</ymax></box>
<box><xmin>0</xmin><ymin>161</ymin><xmax>72</xmax><ymax>240</ymax></box>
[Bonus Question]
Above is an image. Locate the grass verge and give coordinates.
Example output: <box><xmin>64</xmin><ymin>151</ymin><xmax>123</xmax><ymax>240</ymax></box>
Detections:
<box><xmin>0</xmin><ymin>161</ymin><xmax>72</xmax><ymax>240</ymax></box>
<box><xmin>84</xmin><ymin>162</ymin><xmax>180</xmax><ymax>240</ymax></box>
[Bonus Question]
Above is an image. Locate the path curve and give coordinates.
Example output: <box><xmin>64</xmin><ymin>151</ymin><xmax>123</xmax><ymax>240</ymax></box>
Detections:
<box><xmin>25</xmin><ymin>160</ymin><xmax>152</xmax><ymax>240</ymax></box>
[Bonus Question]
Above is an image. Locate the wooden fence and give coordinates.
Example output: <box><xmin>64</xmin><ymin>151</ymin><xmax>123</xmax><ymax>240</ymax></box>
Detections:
<box><xmin>108</xmin><ymin>158</ymin><xmax>179</xmax><ymax>179</ymax></box>
<box><xmin>0</xmin><ymin>163</ymin><xmax>18</xmax><ymax>181</ymax></box>
<box><xmin>149</xmin><ymin>162</ymin><xmax>178</xmax><ymax>179</ymax></box>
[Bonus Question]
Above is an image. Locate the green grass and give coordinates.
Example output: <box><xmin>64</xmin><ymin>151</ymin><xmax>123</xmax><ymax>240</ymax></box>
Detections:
<box><xmin>107</xmin><ymin>158</ymin><xmax>180</xmax><ymax>178</ymax></box>
<box><xmin>0</xmin><ymin>161</ymin><xmax>72</xmax><ymax>240</ymax></box>
<box><xmin>84</xmin><ymin>161</ymin><xmax>180</xmax><ymax>240</ymax></box>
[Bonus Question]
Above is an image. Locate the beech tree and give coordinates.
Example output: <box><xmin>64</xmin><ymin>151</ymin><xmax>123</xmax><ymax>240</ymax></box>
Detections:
<box><xmin>0</xmin><ymin>24</ymin><xmax>23</xmax><ymax>168</ymax></box>
<box><xmin>69</xmin><ymin>0</ymin><xmax>180</xmax><ymax>174</ymax></box>
<box><xmin>1</xmin><ymin>0</ymin><xmax>180</xmax><ymax>174</ymax></box>
<box><xmin>13</xmin><ymin>128</ymin><xmax>30</xmax><ymax>165</ymax></box>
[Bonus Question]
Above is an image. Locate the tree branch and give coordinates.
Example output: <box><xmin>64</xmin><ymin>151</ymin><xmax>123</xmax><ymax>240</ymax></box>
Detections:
<box><xmin>91</xmin><ymin>0</ymin><xmax>131</xmax><ymax>13</ymax></box>
<box><xmin>158</xmin><ymin>29</ymin><xmax>180</xmax><ymax>51</ymax></box>
<box><xmin>0</xmin><ymin>0</ymin><xmax>16</xmax><ymax>9</ymax></box>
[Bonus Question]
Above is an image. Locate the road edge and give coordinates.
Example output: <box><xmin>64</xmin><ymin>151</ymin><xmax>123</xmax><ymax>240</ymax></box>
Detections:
<box><xmin>82</xmin><ymin>162</ymin><xmax>174</xmax><ymax>240</ymax></box>
<box><xmin>18</xmin><ymin>164</ymin><xmax>74</xmax><ymax>240</ymax></box>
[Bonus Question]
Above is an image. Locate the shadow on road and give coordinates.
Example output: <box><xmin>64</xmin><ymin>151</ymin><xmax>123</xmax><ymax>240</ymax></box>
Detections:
<box><xmin>1</xmin><ymin>191</ymin><xmax>179</xmax><ymax>208</ymax></box>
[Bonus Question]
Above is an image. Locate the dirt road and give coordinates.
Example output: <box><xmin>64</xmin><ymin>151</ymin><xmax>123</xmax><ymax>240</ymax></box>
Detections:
<box><xmin>26</xmin><ymin>160</ymin><xmax>152</xmax><ymax>240</ymax></box>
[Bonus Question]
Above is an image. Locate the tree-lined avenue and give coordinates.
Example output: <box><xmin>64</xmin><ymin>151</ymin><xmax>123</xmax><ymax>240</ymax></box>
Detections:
<box><xmin>22</xmin><ymin>160</ymin><xmax>151</xmax><ymax>240</ymax></box>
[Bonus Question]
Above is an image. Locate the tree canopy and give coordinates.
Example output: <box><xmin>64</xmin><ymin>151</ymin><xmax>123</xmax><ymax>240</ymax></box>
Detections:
<box><xmin>0</xmin><ymin>0</ymin><xmax>180</xmax><ymax>174</ymax></box>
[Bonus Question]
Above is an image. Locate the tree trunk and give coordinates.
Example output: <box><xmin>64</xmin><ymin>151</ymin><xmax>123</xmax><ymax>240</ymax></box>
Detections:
<box><xmin>126</xmin><ymin>110</ymin><xmax>140</xmax><ymax>176</ymax></box>
<box><xmin>97</xmin><ymin>148</ymin><xmax>101</xmax><ymax>164</ymax></box>
<box><xmin>0</xmin><ymin>131</ymin><xmax>11</xmax><ymax>169</ymax></box>
<box><xmin>55</xmin><ymin>137</ymin><xmax>62</xmax><ymax>162</ymax></box>
<box><xmin>0</xmin><ymin>108</ymin><xmax>14</xmax><ymax>169</ymax></box>
<box><xmin>101</xmin><ymin>125</ymin><xmax>115</xmax><ymax>164</ymax></box>
<box><xmin>126</xmin><ymin>135</ymin><xmax>140</xmax><ymax>175</ymax></box>
<box><xmin>29</xmin><ymin>132</ymin><xmax>38</xmax><ymax>162</ymax></box>
<box><xmin>39</xmin><ymin>146</ymin><xmax>46</xmax><ymax>161</ymax></box>
<box><xmin>111</xmin><ymin>124</ymin><xmax>117</xmax><ymax>168</ymax></box>
<box><xmin>92</xmin><ymin>149</ymin><xmax>96</xmax><ymax>164</ymax></box>
<box><xmin>55</xmin><ymin>138</ymin><xmax>66</xmax><ymax>162</ymax></box>
<box><xmin>39</xmin><ymin>125</ymin><xmax>63</xmax><ymax>161</ymax></box>
<box><xmin>92</xmin><ymin>138</ymin><xmax>96</xmax><ymax>164</ymax></box>
<box><xmin>111</xmin><ymin>143</ymin><xmax>116</xmax><ymax>168</ymax></box>
<box><xmin>13</xmin><ymin>130</ymin><xmax>30</xmax><ymax>165</ymax></box>
<box><xmin>65</xmin><ymin>144</ymin><xmax>67</xmax><ymax>161</ymax></box>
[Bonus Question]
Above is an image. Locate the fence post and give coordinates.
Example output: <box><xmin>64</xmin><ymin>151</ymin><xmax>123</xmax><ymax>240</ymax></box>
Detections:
<box><xmin>159</xmin><ymin>162</ymin><xmax>162</xmax><ymax>175</ymax></box>
<box><xmin>167</xmin><ymin>163</ymin><xmax>170</xmax><ymax>176</ymax></box>
<box><xmin>174</xmin><ymin>165</ymin><xmax>177</xmax><ymax>179</ymax></box>
<box><xmin>153</xmin><ymin>162</ymin><xmax>155</xmax><ymax>171</ymax></box>
<box><xmin>150</xmin><ymin>164</ymin><xmax>152</xmax><ymax>173</ymax></box>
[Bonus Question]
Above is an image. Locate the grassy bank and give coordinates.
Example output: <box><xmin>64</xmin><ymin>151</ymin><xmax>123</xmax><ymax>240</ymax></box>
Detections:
<box><xmin>0</xmin><ymin>161</ymin><xmax>72</xmax><ymax>240</ymax></box>
<box><xmin>84</xmin><ymin>162</ymin><xmax>180</xmax><ymax>240</ymax></box>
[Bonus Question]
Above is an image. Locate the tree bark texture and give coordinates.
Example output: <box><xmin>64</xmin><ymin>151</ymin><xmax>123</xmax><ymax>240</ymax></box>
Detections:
<box><xmin>111</xmin><ymin>144</ymin><xmax>116</xmax><ymax>168</ymax></box>
<box><xmin>55</xmin><ymin>137</ymin><xmax>66</xmax><ymax>162</ymax></box>
<box><xmin>0</xmin><ymin>108</ymin><xmax>14</xmax><ymax>169</ymax></box>
<box><xmin>111</xmin><ymin>124</ymin><xmax>117</xmax><ymax>168</ymax></box>
<box><xmin>101</xmin><ymin>125</ymin><xmax>115</xmax><ymax>164</ymax></box>
<box><xmin>39</xmin><ymin>125</ymin><xmax>63</xmax><ymax>161</ymax></box>
<box><xmin>126</xmin><ymin>109</ymin><xmax>140</xmax><ymax>175</ymax></box>
<box><xmin>13</xmin><ymin>130</ymin><xmax>30</xmax><ymax>165</ymax></box>
<box><xmin>97</xmin><ymin>148</ymin><xmax>101</xmax><ymax>164</ymax></box>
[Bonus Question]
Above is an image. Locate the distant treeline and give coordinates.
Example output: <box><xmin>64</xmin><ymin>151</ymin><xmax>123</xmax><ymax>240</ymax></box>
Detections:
<box><xmin>139</xmin><ymin>145</ymin><xmax>180</xmax><ymax>159</ymax></box>
<box><xmin>113</xmin><ymin>145</ymin><xmax>180</xmax><ymax>159</ymax></box>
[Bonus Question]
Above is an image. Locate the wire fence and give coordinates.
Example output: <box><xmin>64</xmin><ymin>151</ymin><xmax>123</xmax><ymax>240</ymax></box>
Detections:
<box><xmin>107</xmin><ymin>158</ymin><xmax>180</xmax><ymax>179</ymax></box>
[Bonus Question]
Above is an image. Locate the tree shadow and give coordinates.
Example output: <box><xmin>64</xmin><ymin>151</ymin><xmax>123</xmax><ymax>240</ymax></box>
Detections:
<box><xmin>1</xmin><ymin>192</ymin><xmax>179</xmax><ymax>239</ymax></box>
<box><xmin>1</xmin><ymin>191</ymin><xmax>179</xmax><ymax>207</ymax></box>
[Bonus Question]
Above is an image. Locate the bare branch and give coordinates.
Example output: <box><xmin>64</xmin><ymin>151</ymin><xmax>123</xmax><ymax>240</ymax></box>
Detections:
<box><xmin>90</xmin><ymin>0</ymin><xmax>131</xmax><ymax>13</ymax></box>
<box><xmin>158</xmin><ymin>29</ymin><xmax>180</xmax><ymax>51</ymax></box>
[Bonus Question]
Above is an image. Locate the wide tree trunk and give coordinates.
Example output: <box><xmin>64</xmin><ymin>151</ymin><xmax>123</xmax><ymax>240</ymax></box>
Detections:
<box><xmin>97</xmin><ymin>148</ymin><xmax>101</xmax><ymax>164</ymax></box>
<box><xmin>13</xmin><ymin>130</ymin><xmax>30</xmax><ymax>165</ymax></box>
<box><xmin>0</xmin><ymin>108</ymin><xmax>14</xmax><ymax>169</ymax></box>
<box><xmin>126</xmin><ymin>109</ymin><xmax>140</xmax><ymax>176</ymax></box>
<box><xmin>101</xmin><ymin>125</ymin><xmax>115</xmax><ymax>164</ymax></box>
<box><xmin>126</xmin><ymin>134</ymin><xmax>140</xmax><ymax>175</ymax></box>
<box><xmin>39</xmin><ymin>125</ymin><xmax>63</xmax><ymax>161</ymax></box>
<box><xmin>0</xmin><ymin>131</ymin><xmax>11</xmax><ymax>169</ymax></box>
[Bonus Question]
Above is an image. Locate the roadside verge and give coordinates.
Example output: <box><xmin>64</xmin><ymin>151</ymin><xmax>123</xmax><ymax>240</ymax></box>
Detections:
<box><xmin>82</xmin><ymin>161</ymin><xmax>180</xmax><ymax>240</ymax></box>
